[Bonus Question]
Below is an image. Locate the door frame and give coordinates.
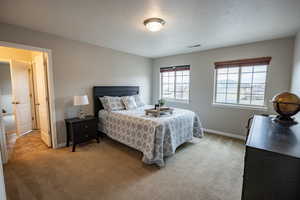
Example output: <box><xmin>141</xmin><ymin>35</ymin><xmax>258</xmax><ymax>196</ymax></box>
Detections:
<box><xmin>0</xmin><ymin>41</ymin><xmax>58</xmax><ymax>159</ymax></box>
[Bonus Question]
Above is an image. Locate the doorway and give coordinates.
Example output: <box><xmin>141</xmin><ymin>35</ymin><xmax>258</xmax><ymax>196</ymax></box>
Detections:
<box><xmin>0</xmin><ymin>61</ymin><xmax>17</xmax><ymax>157</ymax></box>
<box><xmin>0</xmin><ymin>45</ymin><xmax>55</xmax><ymax>162</ymax></box>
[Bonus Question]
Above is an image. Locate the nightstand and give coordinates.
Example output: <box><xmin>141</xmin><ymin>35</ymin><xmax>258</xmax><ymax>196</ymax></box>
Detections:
<box><xmin>65</xmin><ymin>116</ymin><xmax>99</xmax><ymax>152</ymax></box>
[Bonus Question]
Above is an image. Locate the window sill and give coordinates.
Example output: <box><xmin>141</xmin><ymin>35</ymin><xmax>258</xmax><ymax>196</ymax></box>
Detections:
<box><xmin>165</xmin><ymin>99</ymin><xmax>190</xmax><ymax>104</ymax></box>
<box><xmin>212</xmin><ymin>103</ymin><xmax>268</xmax><ymax>111</ymax></box>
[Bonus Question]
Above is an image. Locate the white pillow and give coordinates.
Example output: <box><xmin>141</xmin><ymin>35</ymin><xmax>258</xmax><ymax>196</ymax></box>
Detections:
<box><xmin>99</xmin><ymin>96</ymin><xmax>125</xmax><ymax>111</ymax></box>
<box><xmin>105</xmin><ymin>96</ymin><xmax>125</xmax><ymax>111</ymax></box>
<box><xmin>121</xmin><ymin>96</ymin><xmax>137</xmax><ymax>110</ymax></box>
<box><xmin>99</xmin><ymin>97</ymin><xmax>110</xmax><ymax>111</ymax></box>
<box><xmin>133</xmin><ymin>95</ymin><xmax>145</xmax><ymax>107</ymax></box>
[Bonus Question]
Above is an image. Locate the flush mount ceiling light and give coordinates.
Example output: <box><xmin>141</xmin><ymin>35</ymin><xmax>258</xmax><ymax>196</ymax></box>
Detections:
<box><xmin>143</xmin><ymin>18</ymin><xmax>166</xmax><ymax>32</ymax></box>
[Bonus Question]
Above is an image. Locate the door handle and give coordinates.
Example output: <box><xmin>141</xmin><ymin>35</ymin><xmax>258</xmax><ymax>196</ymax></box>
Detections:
<box><xmin>15</xmin><ymin>101</ymin><xmax>20</xmax><ymax>104</ymax></box>
<box><xmin>36</xmin><ymin>103</ymin><xmax>40</xmax><ymax>106</ymax></box>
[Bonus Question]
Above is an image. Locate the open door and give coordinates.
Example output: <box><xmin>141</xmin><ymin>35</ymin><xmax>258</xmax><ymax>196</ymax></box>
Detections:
<box><xmin>10</xmin><ymin>60</ymin><xmax>32</xmax><ymax>135</ymax></box>
<box><xmin>34</xmin><ymin>54</ymin><xmax>52</xmax><ymax>147</ymax></box>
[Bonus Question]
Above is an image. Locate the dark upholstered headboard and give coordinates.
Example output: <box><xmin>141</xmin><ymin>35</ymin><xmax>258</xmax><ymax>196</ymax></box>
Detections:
<box><xmin>93</xmin><ymin>86</ymin><xmax>139</xmax><ymax>117</ymax></box>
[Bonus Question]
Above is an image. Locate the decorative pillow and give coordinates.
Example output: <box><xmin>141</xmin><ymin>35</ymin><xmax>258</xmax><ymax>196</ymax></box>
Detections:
<box><xmin>121</xmin><ymin>96</ymin><xmax>137</xmax><ymax>110</ymax></box>
<box><xmin>133</xmin><ymin>95</ymin><xmax>145</xmax><ymax>107</ymax></box>
<box><xmin>99</xmin><ymin>97</ymin><xmax>110</xmax><ymax>111</ymax></box>
<box><xmin>105</xmin><ymin>96</ymin><xmax>125</xmax><ymax>111</ymax></box>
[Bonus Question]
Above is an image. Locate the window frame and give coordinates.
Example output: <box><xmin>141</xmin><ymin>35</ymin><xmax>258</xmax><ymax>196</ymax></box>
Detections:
<box><xmin>160</xmin><ymin>65</ymin><xmax>191</xmax><ymax>103</ymax></box>
<box><xmin>213</xmin><ymin>57</ymin><xmax>271</xmax><ymax>110</ymax></box>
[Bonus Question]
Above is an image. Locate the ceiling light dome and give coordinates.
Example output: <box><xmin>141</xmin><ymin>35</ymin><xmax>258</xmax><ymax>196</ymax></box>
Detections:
<box><xmin>144</xmin><ymin>18</ymin><xmax>166</xmax><ymax>32</ymax></box>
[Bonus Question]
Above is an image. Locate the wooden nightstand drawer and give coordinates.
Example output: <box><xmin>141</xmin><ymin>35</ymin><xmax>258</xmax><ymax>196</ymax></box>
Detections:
<box><xmin>76</xmin><ymin>121</ymin><xmax>97</xmax><ymax>142</ymax></box>
<box><xmin>80</xmin><ymin>121</ymin><xmax>97</xmax><ymax>136</ymax></box>
<box><xmin>77</xmin><ymin>131</ymin><xmax>91</xmax><ymax>143</ymax></box>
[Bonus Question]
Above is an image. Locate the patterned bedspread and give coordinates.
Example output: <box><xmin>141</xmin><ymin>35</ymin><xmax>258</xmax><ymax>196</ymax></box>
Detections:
<box><xmin>98</xmin><ymin>105</ymin><xmax>203</xmax><ymax>167</ymax></box>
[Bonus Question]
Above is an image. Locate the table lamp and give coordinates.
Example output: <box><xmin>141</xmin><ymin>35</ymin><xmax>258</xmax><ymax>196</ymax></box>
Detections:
<box><xmin>74</xmin><ymin>95</ymin><xmax>89</xmax><ymax>119</ymax></box>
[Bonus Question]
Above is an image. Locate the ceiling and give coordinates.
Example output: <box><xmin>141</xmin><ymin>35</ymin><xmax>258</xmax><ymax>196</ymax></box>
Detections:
<box><xmin>0</xmin><ymin>0</ymin><xmax>299</xmax><ymax>58</ymax></box>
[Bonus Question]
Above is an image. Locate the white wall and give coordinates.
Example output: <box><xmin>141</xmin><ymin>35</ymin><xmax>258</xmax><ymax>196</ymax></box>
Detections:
<box><xmin>0</xmin><ymin>63</ymin><xmax>13</xmax><ymax>114</ymax></box>
<box><xmin>0</xmin><ymin>23</ymin><xmax>152</xmax><ymax>145</ymax></box>
<box><xmin>153</xmin><ymin>38</ymin><xmax>294</xmax><ymax>137</ymax></box>
<box><xmin>291</xmin><ymin>31</ymin><xmax>300</xmax><ymax>120</ymax></box>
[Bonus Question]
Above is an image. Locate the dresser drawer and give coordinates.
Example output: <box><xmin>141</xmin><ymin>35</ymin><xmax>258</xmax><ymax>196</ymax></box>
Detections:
<box><xmin>77</xmin><ymin>131</ymin><xmax>92</xmax><ymax>143</ymax></box>
<box><xmin>80</xmin><ymin>120</ymin><xmax>97</xmax><ymax>135</ymax></box>
<box><xmin>73</xmin><ymin>120</ymin><xmax>97</xmax><ymax>142</ymax></box>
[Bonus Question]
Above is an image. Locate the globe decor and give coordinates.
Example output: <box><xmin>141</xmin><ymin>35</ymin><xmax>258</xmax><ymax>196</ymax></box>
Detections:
<box><xmin>272</xmin><ymin>92</ymin><xmax>300</xmax><ymax>123</ymax></box>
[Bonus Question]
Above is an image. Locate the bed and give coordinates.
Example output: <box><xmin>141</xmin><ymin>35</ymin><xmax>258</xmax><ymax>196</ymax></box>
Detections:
<box><xmin>93</xmin><ymin>86</ymin><xmax>204</xmax><ymax>167</ymax></box>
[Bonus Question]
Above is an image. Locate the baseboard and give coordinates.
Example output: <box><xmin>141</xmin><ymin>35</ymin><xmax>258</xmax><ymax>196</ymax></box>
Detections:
<box><xmin>5</xmin><ymin>130</ymin><xmax>16</xmax><ymax>135</ymax></box>
<box><xmin>56</xmin><ymin>143</ymin><xmax>67</xmax><ymax>148</ymax></box>
<box><xmin>55</xmin><ymin>130</ymin><xmax>245</xmax><ymax>147</ymax></box>
<box><xmin>18</xmin><ymin>130</ymin><xmax>33</xmax><ymax>137</ymax></box>
<box><xmin>203</xmin><ymin>128</ymin><xmax>246</xmax><ymax>141</ymax></box>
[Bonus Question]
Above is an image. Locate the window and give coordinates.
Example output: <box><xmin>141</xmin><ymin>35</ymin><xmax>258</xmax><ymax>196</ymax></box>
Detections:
<box><xmin>214</xmin><ymin>57</ymin><xmax>271</xmax><ymax>107</ymax></box>
<box><xmin>160</xmin><ymin>65</ymin><xmax>190</xmax><ymax>101</ymax></box>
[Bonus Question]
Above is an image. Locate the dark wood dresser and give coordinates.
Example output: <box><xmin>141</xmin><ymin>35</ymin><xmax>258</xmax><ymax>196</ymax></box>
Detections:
<box><xmin>242</xmin><ymin>115</ymin><xmax>300</xmax><ymax>200</ymax></box>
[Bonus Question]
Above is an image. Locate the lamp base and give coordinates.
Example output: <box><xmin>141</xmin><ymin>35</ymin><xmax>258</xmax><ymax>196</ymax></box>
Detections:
<box><xmin>78</xmin><ymin>109</ymin><xmax>87</xmax><ymax>119</ymax></box>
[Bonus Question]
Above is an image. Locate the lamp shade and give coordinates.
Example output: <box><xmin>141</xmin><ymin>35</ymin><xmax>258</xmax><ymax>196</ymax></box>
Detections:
<box><xmin>74</xmin><ymin>95</ymin><xmax>89</xmax><ymax>106</ymax></box>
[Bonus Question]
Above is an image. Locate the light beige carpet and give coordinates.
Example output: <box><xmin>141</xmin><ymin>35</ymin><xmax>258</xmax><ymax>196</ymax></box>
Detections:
<box><xmin>4</xmin><ymin>132</ymin><xmax>245</xmax><ymax>200</ymax></box>
<box><xmin>8</xmin><ymin>131</ymin><xmax>48</xmax><ymax>160</ymax></box>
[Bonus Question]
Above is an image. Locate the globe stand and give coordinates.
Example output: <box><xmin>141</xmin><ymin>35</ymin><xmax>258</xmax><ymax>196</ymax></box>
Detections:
<box><xmin>272</xmin><ymin>115</ymin><xmax>298</xmax><ymax>125</ymax></box>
